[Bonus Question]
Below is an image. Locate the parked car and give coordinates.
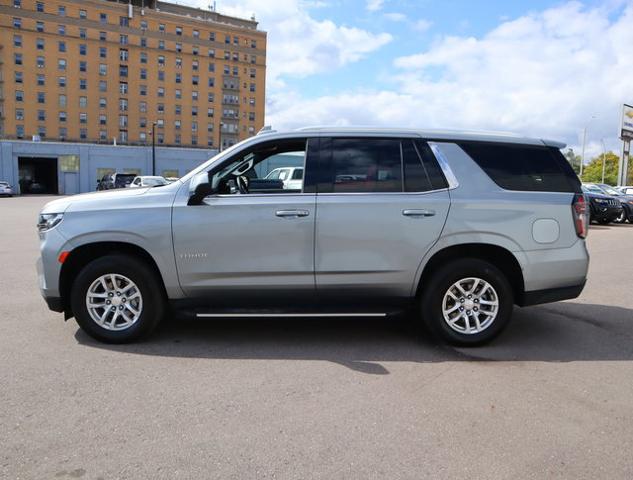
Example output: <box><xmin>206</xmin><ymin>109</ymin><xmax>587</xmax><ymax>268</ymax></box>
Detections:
<box><xmin>165</xmin><ymin>177</ymin><xmax>180</xmax><ymax>183</ymax></box>
<box><xmin>581</xmin><ymin>185</ymin><xmax>624</xmax><ymax>224</ymax></box>
<box><xmin>128</xmin><ymin>176</ymin><xmax>170</xmax><ymax>188</ymax></box>
<box><xmin>615</xmin><ymin>186</ymin><xmax>633</xmax><ymax>195</ymax></box>
<box><xmin>37</xmin><ymin>128</ymin><xmax>589</xmax><ymax>346</ymax></box>
<box><xmin>584</xmin><ymin>183</ymin><xmax>633</xmax><ymax>223</ymax></box>
<box><xmin>0</xmin><ymin>181</ymin><xmax>14</xmax><ymax>197</ymax></box>
<box><xmin>97</xmin><ymin>173</ymin><xmax>137</xmax><ymax>190</ymax></box>
<box><xmin>264</xmin><ymin>167</ymin><xmax>304</xmax><ymax>190</ymax></box>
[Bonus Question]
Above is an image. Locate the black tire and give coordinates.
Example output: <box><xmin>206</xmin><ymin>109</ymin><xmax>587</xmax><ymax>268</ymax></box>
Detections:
<box><xmin>420</xmin><ymin>258</ymin><xmax>514</xmax><ymax>346</ymax></box>
<box><xmin>71</xmin><ymin>254</ymin><xmax>165</xmax><ymax>343</ymax></box>
<box><xmin>597</xmin><ymin>218</ymin><xmax>610</xmax><ymax>225</ymax></box>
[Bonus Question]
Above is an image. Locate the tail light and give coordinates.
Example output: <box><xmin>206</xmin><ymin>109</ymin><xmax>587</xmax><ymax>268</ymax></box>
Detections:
<box><xmin>572</xmin><ymin>193</ymin><xmax>588</xmax><ymax>238</ymax></box>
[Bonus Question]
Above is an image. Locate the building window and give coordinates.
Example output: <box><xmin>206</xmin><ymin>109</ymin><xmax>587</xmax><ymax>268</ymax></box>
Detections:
<box><xmin>58</xmin><ymin>5</ymin><xmax>65</xmax><ymax>16</ymax></box>
<box><xmin>79</xmin><ymin>113</ymin><xmax>88</xmax><ymax>124</ymax></box>
<box><xmin>14</xmin><ymin>53</ymin><xmax>22</xmax><ymax>65</ymax></box>
<box><xmin>140</xmin><ymin>37</ymin><xmax>147</xmax><ymax>48</ymax></box>
<box><xmin>140</xmin><ymin>132</ymin><xmax>147</xmax><ymax>142</ymax></box>
<box><xmin>208</xmin><ymin>78</ymin><xmax>215</xmax><ymax>87</ymax></box>
<box><xmin>59</xmin><ymin>155</ymin><xmax>80</xmax><ymax>172</ymax></box>
<box><xmin>37</xmin><ymin>126</ymin><xmax>46</xmax><ymax>138</ymax></box>
<box><xmin>191</xmin><ymin>136</ymin><xmax>198</xmax><ymax>146</ymax></box>
<box><xmin>141</xmin><ymin>20</ymin><xmax>148</xmax><ymax>30</ymax></box>
<box><xmin>79</xmin><ymin>61</ymin><xmax>87</xmax><ymax>72</ymax></box>
<box><xmin>192</xmin><ymin>106</ymin><xmax>198</xmax><ymax>116</ymax></box>
<box><xmin>175</xmin><ymin>105</ymin><xmax>182</xmax><ymax>115</ymax></box>
<box><xmin>232</xmin><ymin>52</ymin><xmax>239</xmax><ymax>61</ymax></box>
<box><xmin>58</xmin><ymin>76</ymin><xmax>67</xmax><ymax>88</ymax></box>
<box><xmin>100</xmin><ymin>13</ymin><xmax>107</xmax><ymax>24</ymax></box>
<box><xmin>119</xmin><ymin>115</ymin><xmax>128</xmax><ymax>128</ymax></box>
<box><xmin>13</xmin><ymin>17</ymin><xmax>21</xmax><ymax>29</ymax></box>
<box><xmin>225</xmin><ymin>35</ymin><xmax>230</xmax><ymax>44</ymax></box>
<box><xmin>58</xmin><ymin>41</ymin><xmax>66</xmax><ymax>52</ymax></box>
<box><xmin>80</xmin><ymin>9</ymin><xmax>87</xmax><ymax>19</ymax></box>
<box><xmin>140</xmin><ymin>118</ymin><xmax>147</xmax><ymax>128</ymax></box>
<box><xmin>13</xmin><ymin>35</ymin><xmax>22</xmax><ymax>47</ymax></box>
<box><xmin>79</xmin><ymin>96</ymin><xmax>87</xmax><ymax>108</ymax></box>
<box><xmin>119</xmin><ymin>49</ymin><xmax>129</xmax><ymax>61</ymax></box>
<box><xmin>208</xmin><ymin>49</ymin><xmax>215</xmax><ymax>58</ymax></box>
<box><xmin>79</xmin><ymin>79</ymin><xmax>86</xmax><ymax>90</ymax></box>
<box><xmin>192</xmin><ymin>91</ymin><xmax>199</xmax><ymax>101</ymax></box>
<box><xmin>120</xmin><ymin>35</ymin><xmax>128</xmax><ymax>45</ymax></box>
<box><xmin>209</xmin><ymin>32</ymin><xmax>216</xmax><ymax>41</ymax></box>
<box><xmin>37</xmin><ymin>74</ymin><xmax>45</xmax><ymax>86</ymax></box>
<box><xmin>119</xmin><ymin>99</ymin><xmax>128</xmax><ymax>111</ymax></box>
<box><xmin>36</xmin><ymin>2</ymin><xmax>43</xmax><ymax>12</ymax></box>
<box><xmin>37</xmin><ymin>110</ymin><xmax>46</xmax><ymax>122</ymax></box>
<box><xmin>100</xmin><ymin>31</ymin><xmax>107</xmax><ymax>41</ymax></box>
<box><xmin>156</xmin><ymin>119</ymin><xmax>164</xmax><ymax>129</ymax></box>
<box><xmin>208</xmin><ymin>93</ymin><xmax>214</xmax><ymax>102</ymax></box>
<box><xmin>157</xmin><ymin>134</ymin><xmax>164</xmax><ymax>144</ymax></box>
<box><xmin>207</xmin><ymin>108</ymin><xmax>214</xmax><ymax>118</ymax></box>
<box><xmin>176</xmin><ymin>26</ymin><xmax>183</xmax><ymax>36</ymax></box>
<box><xmin>119</xmin><ymin>83</ymin><xmax>128</xmax><ymax>94</ymax></box>
<box><xmin>16</xmin><ymin>125</ymin><xmax>25</xmax><ymax>139</ymax></box>
<box><xmin>120</xmin><ymin>16</ymin><xmax>129</xmax><ymax>27</ymax></box>
<box><xmin>139</xmin><ymin>102</ymin><xmax>147</xmax><ymax>113</ymax></box>
<box><xmin>208</xmin><ymin>63</ymin><xmax>215</xmax><ymax>72</ymax></box>
<box><xmin>139</xmin><ymin>85</ymin><xmax>147</xmax><ymax>96</ymax></box>
<box><xmin>207</xmin><ymin>122</ymin><xmax>214</xmax><ymax>131</ymax></box>
<box><xmin>99</xmin><ymin>81</ymin><xmax>107</xmax><ymax>92</ymax></box>
<box><xmin>193</xmin><ymin>60</ymin><xmax>199</xmax><ymax>71</ymax></box>
<box><xmin>193</xmin><ymin>29</ymin><xmax>200</xmax><ymax>38</ymax></box>
<box><xmin>59</xmin><ymin>111</ymin><xmax>67</xmax><ymax>122</ymax></box>
<box><xmin>250</xmin><ymin>83</ymin><xmax>256</xmax><ymax>92</ymax></box>
<box><xmin>175</xmin><ymin>134</ymin><xmax>181</xmax><ymax>144</ymax></box>
<box><xmin>158</xmin><ymin>56</ymin><xmax>165</xmax><ymax>66</ymax></box>
<box><xmin>99</xmin><ymin>64</ymin><xmax>107</xmax><ymax>76</ymax></box>
<box><xmin>99</xmin><ymin>130</ymin><xmax>107</xmax><ymax>141</ymax></box>
<box><xmin>251</xmin><ymin>39</ymin><xmax>257</xmax><ymax>48</ymax></box>
<box><xmin>174</xmin><ymin>120</ymin><xmax>181</xmax><ymax>130</ymax></box>
<box><xmin>140</xmin><ymin>68</ymin><xmax>147</xmax><ymax>80</ymax></box>
<box><xmin>100</xmin><ymin>47</ymin><xmax>107</xmax><ymax>58</ymax></box>
<box><xmin>158</xmin><ymin>87</ymin><xmax>165</xmax><ymax>97</ymax></box>
<box><xmin>99</xmin><ymin>98</ymin><xmax>107</xmax><ymax>108</ymax></box>
<box><xmin>158</xmin><ymin>71</ymin><xmax>165</xmax><ymax>81</ymax></box>
<box><xmin>37</xmin><ymin>92</ymin><xmax>45</xmax><ymax>103</ymax></box>
<box><xmin>36</xmin><ymin>56</ymin><xmax>45</xmax><ymax>68</ymax></box>
<box><xmin>233</xmin><ymin>36</ymin><xmax>239</xmax><ymax>45</ymax></box>
<box><xmin>15</xmin><ymin>71</ymin><xmax>23</xmax><ymax>83</ymax></box>
<box><xmin>140</xmin><ymin>52</ymin><xmax>147</xmax><ymax>64</ymax></box>
<box><xmin>79</xmin><ymin>44</ymin><xmax>87</xmax><ymax>55</ymax></box>
<box><xmin>159</xmin><ymin>23</ymin><xmax>165</xmax><ymax>32</ymax></box>
<box><xmin>176</xmin><ymin>43</ymin><xmax>182</xmax><ymax>53</ymax></box>
<box><xmin>175</xmin><ymin>73</ymin><xmax>182</xmax><ymax>84</ymax></box>
<box><xmin>157</xmin><ymin>104</ymin><xmax>165</xmax><ymax>114</ymax></box>
<box><xmin>60</xmin><ymin>128</ymin><xmax>68</xmax><ymax>140</ymax></box>
<box><xmin>119</xmin><ymin>65</ymin><xmax>128</xmax><ymax>77</ymax></box>
<box><xmin>59</xmin><ymin>95</ymin><xmax>67</xmax><ymax>107</ymax></box>
<box><xmin>79</xmin><ymin>28</ymin><xmax>87</xmax><ymax>39</ymax></box>
<box><xmin>158</xmin><ymin>40</ymin><xmax>165</xmax><ymax>50</ymax></box>
<box><xmin>36</xmin><ymin>21</ymin><xmax>44</xmax><ymax>32</ymax></box>
<box><xmin>192</xmin><ymin>76</ymin><xmax>199</xmax><ymax>86</ymax></box>
<box><xmin>15</xmin><ymin>109</ymin><xmax>24</xmax><ymax>121</ymax></box>
<box><xmin>97</xmin><ymin>114</ymin><xmax>106</xmax><ymax>126</ymax></box>
<box><xmin>80</xmin><ymin>129</ymin><xmax>88</xmax><ymax>140</ymax></box>
<box><xmin>193</xmin><ymin>46</ymin><xmax>199</xmax><ymax>56</ymax></box>
<box><xmin>58</xmin><ymin>25</ymin><xmax>66</xmax><ymax>35</ymax></box>
<box><xmin>176</xmin><ymin>58</ymin><xmax>182</xmax><ymax>68</ymax></box>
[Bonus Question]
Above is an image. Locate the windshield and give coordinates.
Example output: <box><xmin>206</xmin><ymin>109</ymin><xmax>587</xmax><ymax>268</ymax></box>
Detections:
<box><xmin>599</xmin><ymin>184</ymin><xmax>621</xmax><ymax>196</ymax></box>
<box><xmin>144</xmin><ymin>178</ymin><xmax>168</xmax><ymax>186</ymax></box>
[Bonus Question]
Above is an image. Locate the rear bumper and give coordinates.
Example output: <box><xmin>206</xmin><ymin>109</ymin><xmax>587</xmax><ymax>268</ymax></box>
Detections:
<box><xmin>517</xmin><ymin>281</ymin><xmax>585</xmax><ymax>307</ymax></box>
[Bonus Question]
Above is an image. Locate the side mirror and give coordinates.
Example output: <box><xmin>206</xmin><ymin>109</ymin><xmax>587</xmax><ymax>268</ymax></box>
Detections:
<box><xmin>188</xmin><ymin>171</ymin><xmax>215</xmax><ymax>205</ymax></box>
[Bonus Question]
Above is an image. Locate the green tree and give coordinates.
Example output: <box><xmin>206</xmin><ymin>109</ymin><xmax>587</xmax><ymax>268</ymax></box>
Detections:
<box><xmin>581</xmin><ymin>151</ymin><xmax>620</xmax><ymax>185</ymax></box>
<box><xmin>564</xmin><ymin>148</ymin><xmax>581</xmax><ymax>174</ymax></box>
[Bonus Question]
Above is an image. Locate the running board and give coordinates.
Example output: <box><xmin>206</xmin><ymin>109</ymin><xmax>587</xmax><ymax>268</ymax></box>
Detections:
<box><xmin>196</xmin><ymin>312</ymin><xmax>388</xmax><ymax>318</ymax></box>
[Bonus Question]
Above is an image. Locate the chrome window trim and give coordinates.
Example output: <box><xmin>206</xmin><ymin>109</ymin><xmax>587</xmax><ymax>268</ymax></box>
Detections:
<box><xmin>428</xmin><ymin>141</ymin><xmax>460</xmax><ymax>190</ymax></box>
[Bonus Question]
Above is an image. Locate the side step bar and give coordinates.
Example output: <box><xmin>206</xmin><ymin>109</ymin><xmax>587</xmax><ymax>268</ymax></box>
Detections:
<box><xmin>196</xmin><ymin>312</ymin><xmax>388</xmax><ymax>318</ymax></box>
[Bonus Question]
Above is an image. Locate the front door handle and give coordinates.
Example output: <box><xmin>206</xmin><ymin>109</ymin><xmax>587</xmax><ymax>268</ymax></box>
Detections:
<box><xmin>275</xmin><ymin>209</ymin><xmax>310</xmax><ymax>218</ymax></box>
<box><xmin>402</xmin><ymin>209</ymin><xmax>436</xmax><ymax>217</ymax></box>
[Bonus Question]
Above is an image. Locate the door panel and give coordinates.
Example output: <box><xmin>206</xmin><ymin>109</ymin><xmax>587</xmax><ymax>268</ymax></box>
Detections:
<box><xmin>172</xmin><ymin>194</ymin><xmax>316</xmax><ymax>301</ymax></box>
<box><xmin>315</xmin><ymin>191</ymin><xmax>450</xmax><ymax>298</ymax></box>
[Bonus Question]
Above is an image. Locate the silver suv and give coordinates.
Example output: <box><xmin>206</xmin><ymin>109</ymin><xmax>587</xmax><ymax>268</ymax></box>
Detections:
<box><xmin>37</xmin><ymin>128</ymin><xmax>589</xmax><ymax>345</ymax></box>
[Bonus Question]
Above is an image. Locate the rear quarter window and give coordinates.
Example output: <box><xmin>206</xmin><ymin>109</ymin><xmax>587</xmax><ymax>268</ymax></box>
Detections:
<box><xmin>458</xmin><ymin>142</ymin><xmax>581</xmax><ymax>193</ymax></box>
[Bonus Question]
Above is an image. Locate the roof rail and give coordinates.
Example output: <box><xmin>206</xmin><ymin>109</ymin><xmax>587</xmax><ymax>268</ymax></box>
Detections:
<box><xmin>257</xmin><ymin>125</ymin><xmax>276</xmax><ymax>135</ymax></box>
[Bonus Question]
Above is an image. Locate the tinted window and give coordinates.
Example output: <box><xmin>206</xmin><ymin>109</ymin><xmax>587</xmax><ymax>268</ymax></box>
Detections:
<box><xmin>459</xmin><ymin>142</ymin><xmax>580</xmax><ymax>193</ymax></box>
<box><xmin>415</xmin><ymin>140</ymin><xmax>448</xmax><ymax>190</ymax></box>
<box><xmin>402</xmin><ymin>140</ymin><xmax>432</xmax><ymax>192</ymax></box>
<box><xmin>331</xmin><ymin>139</ymin><xmax>402</xmax><ymax>193</ymax></box>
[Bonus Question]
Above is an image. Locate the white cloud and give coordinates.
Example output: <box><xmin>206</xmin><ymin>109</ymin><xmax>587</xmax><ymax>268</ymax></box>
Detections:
<box><xmin>366</xmin><ymin>0</ymin><xmax>384</xmax><ymax>12</ymax></box>
<box><xmin>384</xmin><ymin>12</ymin><xmax>406</xmax><ymax>22</ymax></box>
<box><xmin>176</xmin><ymin>0</ymin><xmax>392</xmax><ymax>89</ymax></box>
<box><xmin>413</xmin><ymin>19</ymin><xmax>432</xmax><ymax>32</ymax></box>
<box><xmin>267</xmin><ymin>2</ymin><xmax>633</xmax><ymax>157</ymax></box>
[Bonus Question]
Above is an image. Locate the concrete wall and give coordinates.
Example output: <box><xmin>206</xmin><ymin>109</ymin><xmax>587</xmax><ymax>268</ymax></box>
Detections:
<box><xmin>0</xmin><ymin>140</ymin><xmax>217</xmax><ymax>194</ymax></box>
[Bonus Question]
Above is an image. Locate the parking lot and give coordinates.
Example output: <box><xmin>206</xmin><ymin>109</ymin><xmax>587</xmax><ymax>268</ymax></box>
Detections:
<box><xmin>2</xmin><ymin>195</ymin><xmax>633</xmax><ymax>479</ymax></box>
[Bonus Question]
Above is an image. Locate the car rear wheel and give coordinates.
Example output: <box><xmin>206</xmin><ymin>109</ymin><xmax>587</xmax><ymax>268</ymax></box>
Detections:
<box><xmin>420</xmin><ymin>258</ymin><xmax>514</xmax><ymax>346</ymax></box>
<box><xmin>597</xmin><ymin>218</ymin><xmax>611</xmax><ymax>225</ymax></box>
<box><xmin>71</xmin><ymin>254</ymin><xmax>165</xmax><ymax>343</ymax></box>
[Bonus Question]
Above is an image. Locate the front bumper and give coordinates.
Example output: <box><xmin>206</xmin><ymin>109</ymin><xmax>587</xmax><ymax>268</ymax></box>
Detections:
<box><xmin>591</xmin><ymin>203</ymin><xmax>623</xmax><ymax>221</ymax></box>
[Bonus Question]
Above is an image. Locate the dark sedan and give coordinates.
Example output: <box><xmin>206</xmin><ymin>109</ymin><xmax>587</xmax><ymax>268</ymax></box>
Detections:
<box><xmin>582</xmin><ymin>186</ymin><xmax>624</xmax><ymax>224</ymax></box>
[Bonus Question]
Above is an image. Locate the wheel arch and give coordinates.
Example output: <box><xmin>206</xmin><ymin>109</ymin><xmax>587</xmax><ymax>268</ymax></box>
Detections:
<box><xmin>59</xmin><ymin>241</ymin><xmax>168</xmax><ymax>317</ymax></box>
<box><xmin>415</xmin><ymin>243</ymin><xmax>525</xmax><ymax>304</ymax></box>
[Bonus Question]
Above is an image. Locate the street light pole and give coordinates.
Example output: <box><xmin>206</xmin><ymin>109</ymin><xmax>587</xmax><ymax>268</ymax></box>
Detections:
<box><xmin>580</xmin><ymin>115</ymin><xmax>597</xmax><ymax>178</ymax></box>
<box><xmin>152</xmin><ymin>122</ymin><xmax>156</xmax><ymax>176</ymax></box>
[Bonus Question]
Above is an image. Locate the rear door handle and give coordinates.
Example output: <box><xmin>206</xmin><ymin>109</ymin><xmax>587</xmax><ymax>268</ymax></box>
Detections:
<box><xmin>275</xmin><ymin>209</ymin><xmax>310</xmax><ymax>218</ymax></box>
<box><xmin>402</xmin><ymin>209</ymin><xmax>436</xmax><ymax>217</ymax></box>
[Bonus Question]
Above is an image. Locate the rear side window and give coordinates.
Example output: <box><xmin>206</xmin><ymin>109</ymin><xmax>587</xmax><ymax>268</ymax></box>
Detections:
<box><xmin>331</xmin><ymin>138</ymin><xmax>402</xmax><ymax>193</ymax></box>
<box><xmin>459</xmin><ymin>142</ymin><xmax>581</xmax><ymax>193</ymax></box>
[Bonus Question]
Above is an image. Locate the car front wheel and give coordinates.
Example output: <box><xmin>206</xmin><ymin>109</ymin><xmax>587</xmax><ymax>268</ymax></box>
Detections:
<box><xmin>71</xmin><ymin>254</ymin><xmax>165</xmax><ymax>343</ymax></box>
<box><xmin>420</xmin><ymin>258</ymin><xmax>514</xmax><ymax>346</ymax></box>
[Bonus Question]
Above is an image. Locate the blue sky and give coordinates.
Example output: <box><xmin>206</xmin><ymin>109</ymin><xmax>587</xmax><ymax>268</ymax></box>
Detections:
<box><xmin>178</xmin><ymin>0</ymin><xmax>632</xmax><ymax>160</ymax></box>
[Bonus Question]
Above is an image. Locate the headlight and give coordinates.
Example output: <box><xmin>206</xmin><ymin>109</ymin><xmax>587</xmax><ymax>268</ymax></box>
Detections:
<box><xmin>37</xmin><ymin>213</ymin><xmax>64</xmax><ymax>232</ymax></box>
<box><xmin>593</xmin><ymin>198</ymin><xmax>607</xmax><ymax>204</ymax></box>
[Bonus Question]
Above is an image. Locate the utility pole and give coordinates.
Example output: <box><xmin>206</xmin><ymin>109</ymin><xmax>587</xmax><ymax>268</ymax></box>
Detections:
<box><xmin>151</xmin><ymin>122</ymin><xmax>157</xmax><ymax>176</ymax></box>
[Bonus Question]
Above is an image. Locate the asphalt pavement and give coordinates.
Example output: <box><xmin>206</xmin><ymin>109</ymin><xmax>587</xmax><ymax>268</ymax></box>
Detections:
<box><xmin>1</xmin><ymin>195</ymin><xmax>633</xmax><ymax>479</ymax></box>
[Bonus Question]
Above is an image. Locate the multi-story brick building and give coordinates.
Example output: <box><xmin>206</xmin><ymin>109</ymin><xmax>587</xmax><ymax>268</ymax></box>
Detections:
<box><xmin>0</xmin><ymin>0</ymin><xmax>267</xmax><ymax>149</ymax></box>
